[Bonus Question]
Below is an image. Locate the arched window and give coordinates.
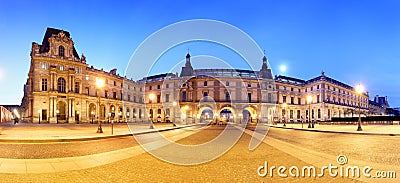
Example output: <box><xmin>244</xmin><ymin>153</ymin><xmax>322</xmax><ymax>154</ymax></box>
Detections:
<box><xmin>57</xmin><ymin>77</ymin><xmax>66</xmax><ymax>93</ymax></box>
<box><xmin>58</xmin><ymin>46</ymin><xmax>65</xmax><ymax>57</ymax></box>
<box><xmin>126</xmin><ymin>108</ymin><xmax>130</xmax><ymax>118</ymax></box>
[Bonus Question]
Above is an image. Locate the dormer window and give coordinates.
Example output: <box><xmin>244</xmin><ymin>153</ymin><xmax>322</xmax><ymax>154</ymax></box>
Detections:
<box><xmin>60</xmin><ymin>64</ymin><xmax>64</xmax><ymax>71</ymax></box>
<box><xmin>58</xmin><ymin>46</ymin><xmax>65</xmax><ymax>57</ymax></box>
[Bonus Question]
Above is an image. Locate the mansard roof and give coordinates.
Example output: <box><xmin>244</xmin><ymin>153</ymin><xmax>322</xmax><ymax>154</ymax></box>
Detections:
<box><xmin>39</xmin><ymin>27</ymin><xmax>80</xmax><ymax>59</ymax></box>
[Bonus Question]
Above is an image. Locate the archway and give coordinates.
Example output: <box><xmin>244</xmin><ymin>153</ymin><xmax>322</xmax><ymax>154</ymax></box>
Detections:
<box><xmin>200</xmin><ymin>108</ymin><xmax>214</xmax><ymax>123</ymax></box>
<box><xmin>109</xmin><ymin>105</ymin><xmax>116</xmax><ymax>120</ymax></box>
<box><xmin>218</xmin><ymin>106</ymin><xmax>235</xmax><ymax>123</ymax></box>
<box><xmin>118</xmin><ymin>106</ymin><xmax>123</xmax><ymax>122</ymax></box>
<box><xmin>88</xmin><ymin>103</ymin><xmax>96</xmax><ymax>123</ymax></box>
<box><xmin>56</xmin><ymin>101</ymin><xmax>67</xmax><ymax>122</ymax></box>
<box><xmin>149</xmin><ymin>109</ymin><xmax>154</xmax><ymax>121</ymax></box>
<box><xmin>243</xmin><ymin>106</ymin><xmax>257</xmax><ymax>123</ymax></box>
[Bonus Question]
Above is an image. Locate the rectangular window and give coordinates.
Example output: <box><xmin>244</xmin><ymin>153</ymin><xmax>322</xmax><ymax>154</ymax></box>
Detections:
<box><xmin>226</xmin><ymin>81</ymin><xmax>230</xmax><ymax>86</ymax></box>
<box><xmin>75</xmin><ymin>68</ymin><xmax>80</xmax><ymax>74</ymax></box>
<box><xmin>298</xmin><ymin>98</ymin><xmax>301</xmax><ymax>105</ymax></box>
<box><xmin>268</xmin><ymin>93</ymin><xmax>272</xmax><ymax>103</ymax></box>
<box><xmin>248</xmin><ymin>83</ymin><xmax>251</xmax><ymax>87</ymax></box>
<box><xmin>204</xmin><ymin>81</ymin><xmax>208</xmax><ymax>86</ymax></box>
<box><xmin>291</xmin><ymin>87</ymin><xmax>294</xmax><ymax>92</ymax></box>
<box><xmin>134</xmin><ymin>96</ymin><xmax>137</xmax><ymax>102</ymax></box>
<box><xmin>298</xmin><ymin>88</ymin><xmax>301</xmax><ymax>92</ymax></box>
<box><xmin>74</xmin><ymin>82</ymin><xmax>79</xmax><ymax>93</ymax></box>
<box><xmin>290</xmin><ymin>110</ymin><xmax>293</xmax><ymax>119</ymax></box>
<box><xmin>60</xmin><ymin>64</ymin><xmax>64</xmax><ymax>71</ymax></box>
<box><xmin>113</xmin><ymin>92</ymin><xmax>117</xmax><ymax>99</ymax></box>
<box><xmin>114</xmin><ymin>81</ymin><xmax>116</xmax><ymax>86</ymax></box>
<box><xmin>157</xmin><ymin>95</ymin><xmax>161</xmax><ymax>103</ymax></box>
<box><xmin>226</xmin><ymin>92</ymin><xmax>230</xmax><ymax>101</ymax></box>
<box><xmin>182</xmin><ymin>91</ymin><xmax>187</xmax><ymax>101</ymax></box>
<box><xmin>317</xmin><ymin>85</ymin><xmax>320</xmax><ymax>89</ymax></box>
<box><xmin>282</xmin><ymin>96</ymin><xmax>287</xmax><ymax>103</ymax></box>
<box><xmin>105</xmin><ymin>91</ymin><xmax>108</xmax><ymax>98</ymax></box>
<box><xmin>165</xmin><ymin>94</ymin><xmax>170</xmax><ymax>102</ymax></box>
<box><xmin>297</xmin><ymin>110</ymin><xmax>301</xmax><ymax>119</ymax></box>
<box><xmin>149</xmin><ymin>86</ymin><xmax>152</xmax><ymax>90</ymax></box>
<box><xmin>157</xmin><ymin>85</ymin><xmax>160</xmax><ymax>89</ymax></box>
<box><xmin>42</xmin><ymin>62</ymin><xmax>47</xmax><ymax>70</ymax></box>
<box><xmin>42</xmin><ymin>78</ymin><xmax>48</xmax><ymax>91</ymax></box>
<box><xmin>317</xmin><ymin>95</ymin><xmax>320</xmax><ymax>103</ymax></box>
<box><xmin>166</xmin><ymin>84</ymin><xmax>169</xmax><ymax>88</ymax></box>
<box><xmin>128</xmin><ymin>95</ymin><xmax>131</xmax><ymax>101</ymax></box>
<box><xmin>310</xmin><ymin>86</ymin><xmax>313</xmax><ymax>91</ymax></box>
<box><xmin>291</xmin><ymin>97</ymin><xmax>294</xmax><ymax>104</ymax></box>
<box><xmin>248</xmin><ymin>93</ymin><xmax>252</xmax><ymax>102</ymax></box>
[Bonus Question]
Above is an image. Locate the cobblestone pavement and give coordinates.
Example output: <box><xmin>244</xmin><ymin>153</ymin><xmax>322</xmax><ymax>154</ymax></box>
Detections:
<box><xmin>250</xmin><ymin>125</ymin><xmax>400</xmax><ymax>167</ymax></box>
<box><xmin>0</xmin><ymin>126</ymin><xmax>195</xmax><ymax>159</ymax></box>
<box><xmin>0</xmin><ymin>125</ymin><xmax>358</xmax><ymax>182</ymax></box>
<box><xmin>0</xmin><ymin>136</ymin><xmax>137</xmax><ymax>159</ymax></box>
<box><xmin>0</xmin><ymin>122</ymin><xmax>177</xmax><ymax>139</ymax></box>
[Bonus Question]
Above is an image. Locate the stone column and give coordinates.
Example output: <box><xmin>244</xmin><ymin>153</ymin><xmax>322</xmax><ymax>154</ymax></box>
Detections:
<box><xmin>49</xmin><ymin>97</ymin><xmax>57</xmax><ymax>123</ymax></box>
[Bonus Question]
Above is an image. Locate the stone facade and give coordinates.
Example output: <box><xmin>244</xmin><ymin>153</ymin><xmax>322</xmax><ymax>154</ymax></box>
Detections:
<box><xmin>274</xmin><ymin>72</ymin><xmax>370</xmax><ymax>123</ymax></box>
<box><xmin>22</xmin><ymin>27</ymin><xmax>383</xmax><ymax>124</ymax></box>
<box><xmin>21</xmin><ymin>27</ymin><xmax>277</xmax><ymax>124</ymax></box>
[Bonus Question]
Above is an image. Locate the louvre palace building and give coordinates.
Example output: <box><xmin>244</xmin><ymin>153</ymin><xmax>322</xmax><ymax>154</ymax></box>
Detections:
<box><xmin>20</xmin><ymin>28</ymin><xmax>374</xmax><ymax>124</ymax></box>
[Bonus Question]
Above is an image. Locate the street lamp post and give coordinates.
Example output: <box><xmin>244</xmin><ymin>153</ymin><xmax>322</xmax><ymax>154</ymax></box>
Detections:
<box><xmin>148</xmin><ymin>93</ymin><xmax>155</xmax><ymax>129</ymax></box>
<box><xmin>356</xmin><ymin>84</ymin><xmax>364</xmax><ymax>131</ymax></box>
<box><xmin>172</xmin><ymin>101</ymin><xmax>177</xmax><ymax>127</ymax></box>
<box><xmin>307</xmin><ymin>95</ymin><xmax>313</xmax><ymax>128</ymax></box>
<box><xmin>96</xmin><ymin>78</ymin><xmax>105</xmax><ymax>133</ymax></box>
<box><xmin>282</xmin><ymin>103</ymin><xmax>287</xmax><ymax>127</ymax></box>
<box><xmin>38</xmin><ymin>110</ymin><xmax>41</xmax><ymax>124</ymax></box>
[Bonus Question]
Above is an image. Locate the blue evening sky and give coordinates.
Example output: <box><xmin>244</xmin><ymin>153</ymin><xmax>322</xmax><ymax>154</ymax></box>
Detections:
<box><xmin>0</xmin><ymin>0</ymin><xmax>399</xmax><ymax>107</ymax></box>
